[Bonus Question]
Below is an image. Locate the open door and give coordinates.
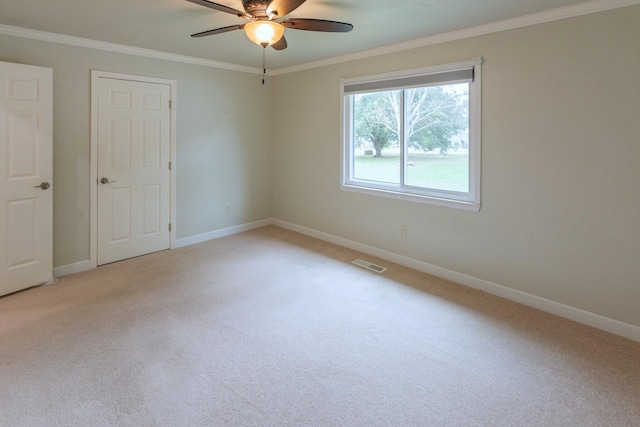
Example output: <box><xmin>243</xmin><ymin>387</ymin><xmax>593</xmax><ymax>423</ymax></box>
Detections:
<box><xmin>0</xmin><ymin>61</ymin><xmax>53</xmax><ymax>297</ymax></box>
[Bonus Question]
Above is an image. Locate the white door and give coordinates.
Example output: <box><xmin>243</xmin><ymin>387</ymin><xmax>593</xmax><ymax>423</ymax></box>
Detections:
<box><xmin>96</xmin><ymin>77</ymin><xmax>171</xmax><ymax>265</ymax></box>
<box><xmin>0</xmin><ymin>61</ymin><xmax>53</xmax><ymax>297</ymax></box>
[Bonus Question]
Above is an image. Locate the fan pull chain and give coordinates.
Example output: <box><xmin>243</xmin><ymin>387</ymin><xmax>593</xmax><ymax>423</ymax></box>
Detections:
<box><xmin>262</xmin><ymin>45</ymin><xmax>266</xmax><ymax>85</ymax></box>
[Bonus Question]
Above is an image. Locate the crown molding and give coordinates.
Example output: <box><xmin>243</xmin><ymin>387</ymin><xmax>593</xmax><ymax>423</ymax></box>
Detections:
<box><xmin>0</xmin><ymin>24</ymin><xmax>263</xmax><ymax>75</ymax></box>
<box><xmin>270</xmin><ymin>0</ymin><xmax>640</xmax><ymax>75</ymax></box>
<box><xmin>1</xmin><ymin>0</ymin><xmax>637</xmax><ymax>76</ymax></box>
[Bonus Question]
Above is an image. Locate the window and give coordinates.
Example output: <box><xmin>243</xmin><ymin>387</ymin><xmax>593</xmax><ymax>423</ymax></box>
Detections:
<box><xmin>341</xmin><ymin>58</ymin><xmax>482</xmax><ymax>211</ymax></box>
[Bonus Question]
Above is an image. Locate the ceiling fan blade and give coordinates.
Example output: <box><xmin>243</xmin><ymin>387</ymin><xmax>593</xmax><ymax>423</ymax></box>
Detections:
<box><xmin>191</xmin><ymin>24</ymin><xmax>245</xmax><ymax>37</ymax></box>
<box><xmin>185</xmin><ymin>0</ymin><xmax>250</xmax><ymax>19</ymax></box>
<box><xmin>267</xmin><ymin>0</ymin><xmax>307</xmax><ymax>17</ymax></box>
<box><xmin>271</xmin><ymin>36</ymin><xmax>288</xmax><ymax>50</ymax></box>
<box><xmin>281</xmin><ymin>18</ymin><xmax>353</xmax><ymax>32</ymax></box>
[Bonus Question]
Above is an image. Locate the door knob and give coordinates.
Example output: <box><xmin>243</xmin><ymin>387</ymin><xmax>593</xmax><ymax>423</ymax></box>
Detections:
<box><xmin>100</xmin><ymin>177</ymin><xmax>116</xmax><ymax>184</ymax></box>
<box><xmin>34</xmin><ymin>182</ymin><xmax>50</xmax><ymax>190</ymax></box>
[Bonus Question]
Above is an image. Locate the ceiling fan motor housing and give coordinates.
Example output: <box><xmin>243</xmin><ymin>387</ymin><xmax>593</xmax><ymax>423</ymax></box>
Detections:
<box><xmin>242</xmin><ymin>0</ymin><xmax>272</xmax><ymax>17</ymax></box>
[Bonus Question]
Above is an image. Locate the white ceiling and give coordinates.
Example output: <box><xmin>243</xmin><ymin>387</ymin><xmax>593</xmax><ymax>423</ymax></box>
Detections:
<box><xmin>0</xmin><ymin>0</ymin><xmax>600</xmax><ymax>70</ymax></box>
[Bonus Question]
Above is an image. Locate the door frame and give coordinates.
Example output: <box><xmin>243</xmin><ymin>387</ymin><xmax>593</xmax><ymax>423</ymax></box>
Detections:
<box><xmin>90</xmin><ymin>70</ymin><xmax>176</xmax><ymax>269</ymax></box>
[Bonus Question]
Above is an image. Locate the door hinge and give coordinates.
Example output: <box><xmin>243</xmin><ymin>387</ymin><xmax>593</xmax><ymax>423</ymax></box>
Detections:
<box><xmin>169</xmin><ymin>161</ymin><xmax>172</xmax><ymax>171</ymax></box>
<box><xmin>169</xmin><ymin>223</ymin><xmax>172</xmax><ymax>232</ymax></box>
<box><xmin>169</xmin><ymin>100</ymin><xmax>172</xmax><ymax>109</ymax></box>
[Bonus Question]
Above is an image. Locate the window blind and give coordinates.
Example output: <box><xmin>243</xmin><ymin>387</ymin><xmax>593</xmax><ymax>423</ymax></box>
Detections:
<box><xmin>343</xmin><ymin>68</ymin><xmax>474</xmax><ymax>95</ymax></box>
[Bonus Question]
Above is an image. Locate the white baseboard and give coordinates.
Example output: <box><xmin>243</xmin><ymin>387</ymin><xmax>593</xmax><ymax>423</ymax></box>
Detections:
<box><xmin>272</xmin><ymin>219</ymin><xmax>640</xmax><ymax>343</ymax></box>
<box><xmin>51</xmin><ymin>218</ymin><xmax>639</xmax><ymax>342</ymax></box>
<box><xmin>174</xmin><ymin>219</ymin><xmax>272</xmax><ymax>248</ymax></box>
<box><xmin>53</xmin><ymin>219</ymin><xmax>272</xmax><ymax>277</ymax></box>
<box><xmin>53</xmin><ymin>260</ymin><xmax>92</xmax><ymax>278</ymax></box>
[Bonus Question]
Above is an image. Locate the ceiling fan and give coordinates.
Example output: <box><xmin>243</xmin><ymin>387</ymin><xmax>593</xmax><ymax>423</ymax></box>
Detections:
<box><xmin>186</xmin><ymin>0</ymin><xmax>354</xmax><ymax>50</ymax></box>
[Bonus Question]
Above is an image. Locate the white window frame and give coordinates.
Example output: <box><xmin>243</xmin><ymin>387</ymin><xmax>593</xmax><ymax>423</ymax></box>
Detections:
<box><xmin>340</xmin><ymin>57</ymin><xmax>483</xmax><ymax>212</ymax></box>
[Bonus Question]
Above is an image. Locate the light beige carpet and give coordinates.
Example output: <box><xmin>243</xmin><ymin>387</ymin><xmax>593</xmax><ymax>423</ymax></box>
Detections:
<box><xmin>1</xmin><ymin>226</ymin><xmax>638</xmax><ymax>426</ymax></box>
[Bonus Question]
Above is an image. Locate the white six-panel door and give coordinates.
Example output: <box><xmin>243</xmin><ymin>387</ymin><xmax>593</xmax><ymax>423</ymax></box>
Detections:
<box><xmin>0</xmin><ymin>61</ymin><xmax>53</xmax><ymax>297</ymax></box>
<box><xmin>95</xmin><ymin>76</ymin><xmax>171</xmax><ymax>265</ymax></box>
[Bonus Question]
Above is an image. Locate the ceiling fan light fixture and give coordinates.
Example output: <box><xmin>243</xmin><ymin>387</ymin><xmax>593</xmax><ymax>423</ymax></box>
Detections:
<box><xmin>244</xmin><ymin>20</ymin><xmax>285</xmax><ymax>46</ymax></box>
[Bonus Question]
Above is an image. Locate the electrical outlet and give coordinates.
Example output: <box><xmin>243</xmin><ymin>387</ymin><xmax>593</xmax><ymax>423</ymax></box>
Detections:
<box><xmin>400</xmin><ymin>226</ymin><xmax>407</xmax><ymax>238</ymax></box>
<box><xmin>225</xmin><ymin>206</ymin><xmax>231</xmax><ymax>214</ymax></box>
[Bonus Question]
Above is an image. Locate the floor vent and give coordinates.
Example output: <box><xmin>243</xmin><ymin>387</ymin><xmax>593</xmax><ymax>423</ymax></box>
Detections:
<box><xmin>352</xmin><ymin>259</ymin><xmax>387</xmax><ymax>273</ymax></box>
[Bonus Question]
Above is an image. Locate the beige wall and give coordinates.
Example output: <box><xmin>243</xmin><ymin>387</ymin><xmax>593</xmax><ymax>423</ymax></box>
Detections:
<box><xmin>0</xmin><ymin>35</ymin><xmax>274</xmax><ymax>267</ymax></box>
<box><xmin>271</xmin><ymin>6</ymin><xmax>640</xmax><ymax>326</ymax></box>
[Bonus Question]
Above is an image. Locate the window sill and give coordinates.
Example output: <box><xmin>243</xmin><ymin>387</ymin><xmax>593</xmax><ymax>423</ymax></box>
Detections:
<box><xmin>340</xmin><ymin>184</ymin><xmax>480</xmax><ymax>212</ymax></box>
